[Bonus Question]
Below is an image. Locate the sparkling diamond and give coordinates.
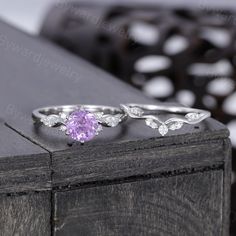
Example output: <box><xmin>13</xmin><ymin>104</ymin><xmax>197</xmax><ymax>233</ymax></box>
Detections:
<box><xmin>66</xmin><ymin>109</ymin><xmax>101</xmax><ymax>142</ymax></box>
<box><xmin>185</xmin><ymin>113</ymin><xmax>200</xmax><ymax>121</ymax></box>
<box><xmin>96</xmin><ymin>125</ymin><xmax>103</xmax><ymax>134</ymax></box>
<box><xmin>130</xmin><ymin>107</ymin><xmax>144</xmax><ymax>117</ymax></box>
<box><xmin>59</xmin><ymin>112</ymin><xmax>69</xmax><ymax>123</ymax></box>
<box><xmin>103</xmin><ymin>114</ymin><xmax>121</xmax><ymax>127</ymax></box>
<box><xmin>93</xmin><ymin>112</ymin><xmax>104</xmax><ymax>120</ymax></box>
<box><xmin>41</xmin><ymin>115</ymin><xmax>60</xmax><ymax>127</ymax></box>
<box><xmin>168</xmin><ymin>121</ymin><xmax>183</xmax><ymax>130</ymax></box>
<box><xmin>59</xmin><ymin>125</ymin><xmax>67</xmax><ymax>132</ymax></box>
<box><xmin>158</xmin><ymin>124</ymin><xmax>168</xmax><ymax>136</ymax></box>
<box><xmin>145</xmin><ymin>118</ymin><xmax>159</xmax><ymax>129</ymax></box>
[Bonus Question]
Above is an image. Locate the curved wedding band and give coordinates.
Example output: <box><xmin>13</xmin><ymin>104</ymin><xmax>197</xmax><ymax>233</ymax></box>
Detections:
<box><xmin>32</xmin><ymin>105</ymin><xmax>127</xmax><ymax>143</ymax></box>
<box><xmin>120</xmin><ymin>104</ymin><xmax>211</xmax><ymax>136</ymax></box>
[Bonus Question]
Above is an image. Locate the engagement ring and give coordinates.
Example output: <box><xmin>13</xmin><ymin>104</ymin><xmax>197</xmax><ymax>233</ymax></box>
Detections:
<box><xmin>32</xmin><ymin>105</ymin><xmax>127</xmax><ymax>143</ymax></box>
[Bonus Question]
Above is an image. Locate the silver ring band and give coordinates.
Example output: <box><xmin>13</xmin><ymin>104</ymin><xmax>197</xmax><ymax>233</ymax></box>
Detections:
<box><xmin>32</xmin><ymin>105</ymin><xmax>127</xmax><ymax>143</ymax></box>
<box><xmin>120</xmin><ymin>103</ymin><xmax>211</xmax><ymax>136</ymax></box>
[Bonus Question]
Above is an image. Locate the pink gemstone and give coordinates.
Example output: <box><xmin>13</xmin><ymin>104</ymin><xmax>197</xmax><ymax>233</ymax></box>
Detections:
<box><xmin>66</xmin><ymin>109</ymin><xmax>101</xmax><ymax>142</ymax></box>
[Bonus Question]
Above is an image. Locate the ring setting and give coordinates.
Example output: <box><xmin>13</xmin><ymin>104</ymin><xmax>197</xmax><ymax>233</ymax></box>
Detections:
<box><xmin>33</xmin><ymin>105</ymin><xmax>127</xmax><ymax>143</ymax></box>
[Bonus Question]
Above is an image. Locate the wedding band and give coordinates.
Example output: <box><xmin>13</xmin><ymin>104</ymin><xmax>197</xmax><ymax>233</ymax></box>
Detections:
<box><xmin>32</xmin><ymin>105</ymin><xmax>127</xmax><ymax>143</ymax></box>
<box><xmin>120</xmin><ymin>104</ymin><xmax>211</xmax><ymax>136</ymax></box>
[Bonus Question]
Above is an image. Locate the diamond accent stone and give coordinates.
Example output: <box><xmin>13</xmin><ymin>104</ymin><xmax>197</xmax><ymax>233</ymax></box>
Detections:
<box><xmin>185</xmin><ymin>113</ymin><xmax>200</xmax><ymax>121</ymax></box>
<box><xmin>66</xmin><ymin>109</ymin><xmax>102</xmax><ymax>142</ymax></box>
<box><xmin>103</xmin><ymin>114</ymin><xmax>122</xmax><ymax>127</ymax></box>
<box><xmin>145</xmin><ymin>118</ymin><xmax>159</xmax><ymax>129</ymax></box>
<box><xmin>59</xmin><ymin>125</ymin><xmax>67</xmax><ymax>132</ymax></box>
<box><xmin>158</xmin><ymin>124</ymin><xmax>168</xmax><ymax>136</ymax></box>
<box><xmin>59</xmin><ymin>112</ymin><xmax>69</xmax><ymax>123</ymax></box>
<box><xmin>41</xmin><ymin>115</ymin><xmax>60</xmax><ymax>127</ymax></box>
<box><xmin>96</xmin><ymin>125</ymin><xmax>103</xmax><ymax>134</ymax></box>
<box><xmin>93</xmin><ymin>112</ymin><xmax>104</xmax><ymax>120</ymax></box>
<box><xmin>130</xmin><ymin>107</ymin><xmax>144</xmax><ymax>117</ymax></box>
<box><xmin>168</xmin><ymin>121</ymin><xmax>183</xmax><ymax>130</ymax></box>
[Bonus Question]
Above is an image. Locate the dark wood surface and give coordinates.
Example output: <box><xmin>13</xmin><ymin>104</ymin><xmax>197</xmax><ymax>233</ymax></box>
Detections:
<box><xmin>0</xmin><ymin>121</ymin><xmax>50</xmax><ymax>194</ymax></box>
<box><xmin>54</xmin><ymin>170</ymin><xmax>223</xmax><ymax>236</ymax></box>
<box><xmin>0</xmin><ymin>192</ymin><xmax>51</xmax><ymax>236</ymax></box>
<box><xmin>52</xmin><ymin>138</ymin><xmax>226</xmax><ymax>187</ymax></box>
<box><xmin>0</xmin><ymin>121</ymin><xmax>51</xmax><ymax>235</ymax></box>
<box><xmin>0</xmin><ymin>19</ymin><xmax>231</xmax><ymax>235</ymax></box>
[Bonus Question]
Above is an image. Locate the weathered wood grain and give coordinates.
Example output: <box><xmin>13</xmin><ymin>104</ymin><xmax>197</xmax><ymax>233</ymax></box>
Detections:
<box><xmin>0</xmin><ymin>121</ymin><xmax>51</xmax><ymax>194</ymax></box>
<box><xmin>54</xmin><ymin>170</ymin><xmax>223</xmax><ymax>236</ymax></box>
<box><xmin>0</xmin><ymin>121</ymin><xmax>51</xmax><ymax>235</ymax></box>
<box><xmin>52</xmin><ymin>139</ymin><xmax>225</xmax><ymax>187</ymax></box>
<box><xmin>223</xmin><ymin>139</ymin><xmax>232</xmax><ymax>236</ymax></box>
<box><xmin>0</xmin><ymin>192</ymin><xmax>51</xmax><ymax>236</ymax></box>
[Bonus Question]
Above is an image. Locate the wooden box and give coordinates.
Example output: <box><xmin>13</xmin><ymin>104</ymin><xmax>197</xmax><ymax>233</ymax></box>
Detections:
<box><xmin>0</xmin><ymin>20</ymin><xmax>231</xmax><ymax>235</ymax></box>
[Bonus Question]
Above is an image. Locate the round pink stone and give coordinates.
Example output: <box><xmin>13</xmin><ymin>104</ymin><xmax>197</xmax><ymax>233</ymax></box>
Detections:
<box><xmin>66</xmin><ymin>110</ymin><xmax>101</xmax><ymax>142</ymax></box>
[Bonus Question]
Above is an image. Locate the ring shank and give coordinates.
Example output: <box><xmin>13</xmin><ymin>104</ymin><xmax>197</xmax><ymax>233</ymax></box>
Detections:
<box><xmin>122</xmin><ymin>103</ymin><xmax>211</xmax><ymax>125</ymax></box>
<box><xmin>126</xmin><ymin>103</ymin><xmax>210</xmax><ymax>116</ymax></box>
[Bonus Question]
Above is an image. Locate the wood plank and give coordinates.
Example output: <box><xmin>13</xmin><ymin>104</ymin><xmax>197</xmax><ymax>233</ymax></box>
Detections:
<box><xmin>0</xmin><ymin>192</ymin><xmax>51</xmax><ymax>236</ymax></box>
<box><xmin>0</xmin><ymin>121</ymin><xmax>51</xmax><ymax>194</ymax></box>
<box><xmin>54</xmin><ymin>170</ymin><xmax>223</xmax><ymax>236</ymax></box>
<box><xmin>52</xmin><ymin>139</ymin><xmax>225</xmax><ymax>187</ymax></box>
<box><xmin>222</xmin><ymin>139</ymin><xmax>232</xmax><ymax>236</ymax></box>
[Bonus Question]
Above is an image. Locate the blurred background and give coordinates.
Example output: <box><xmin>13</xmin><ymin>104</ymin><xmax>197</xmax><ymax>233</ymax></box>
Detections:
<box><xmin>0</xmin><ymin>0</ymin><xmax>236</xmax><ymax>234</ymax></box>
<box><xmin>0</xmin><ymin>0</ymin><xmax>57</xmax><ymax>34</ymax></box>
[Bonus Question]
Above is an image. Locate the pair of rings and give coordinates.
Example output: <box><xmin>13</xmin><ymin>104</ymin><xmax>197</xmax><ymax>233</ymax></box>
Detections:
<box><xmin>32</xmin><ymin>104</ymin><xmax>211</xmax><ymax>143</ymax></box>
